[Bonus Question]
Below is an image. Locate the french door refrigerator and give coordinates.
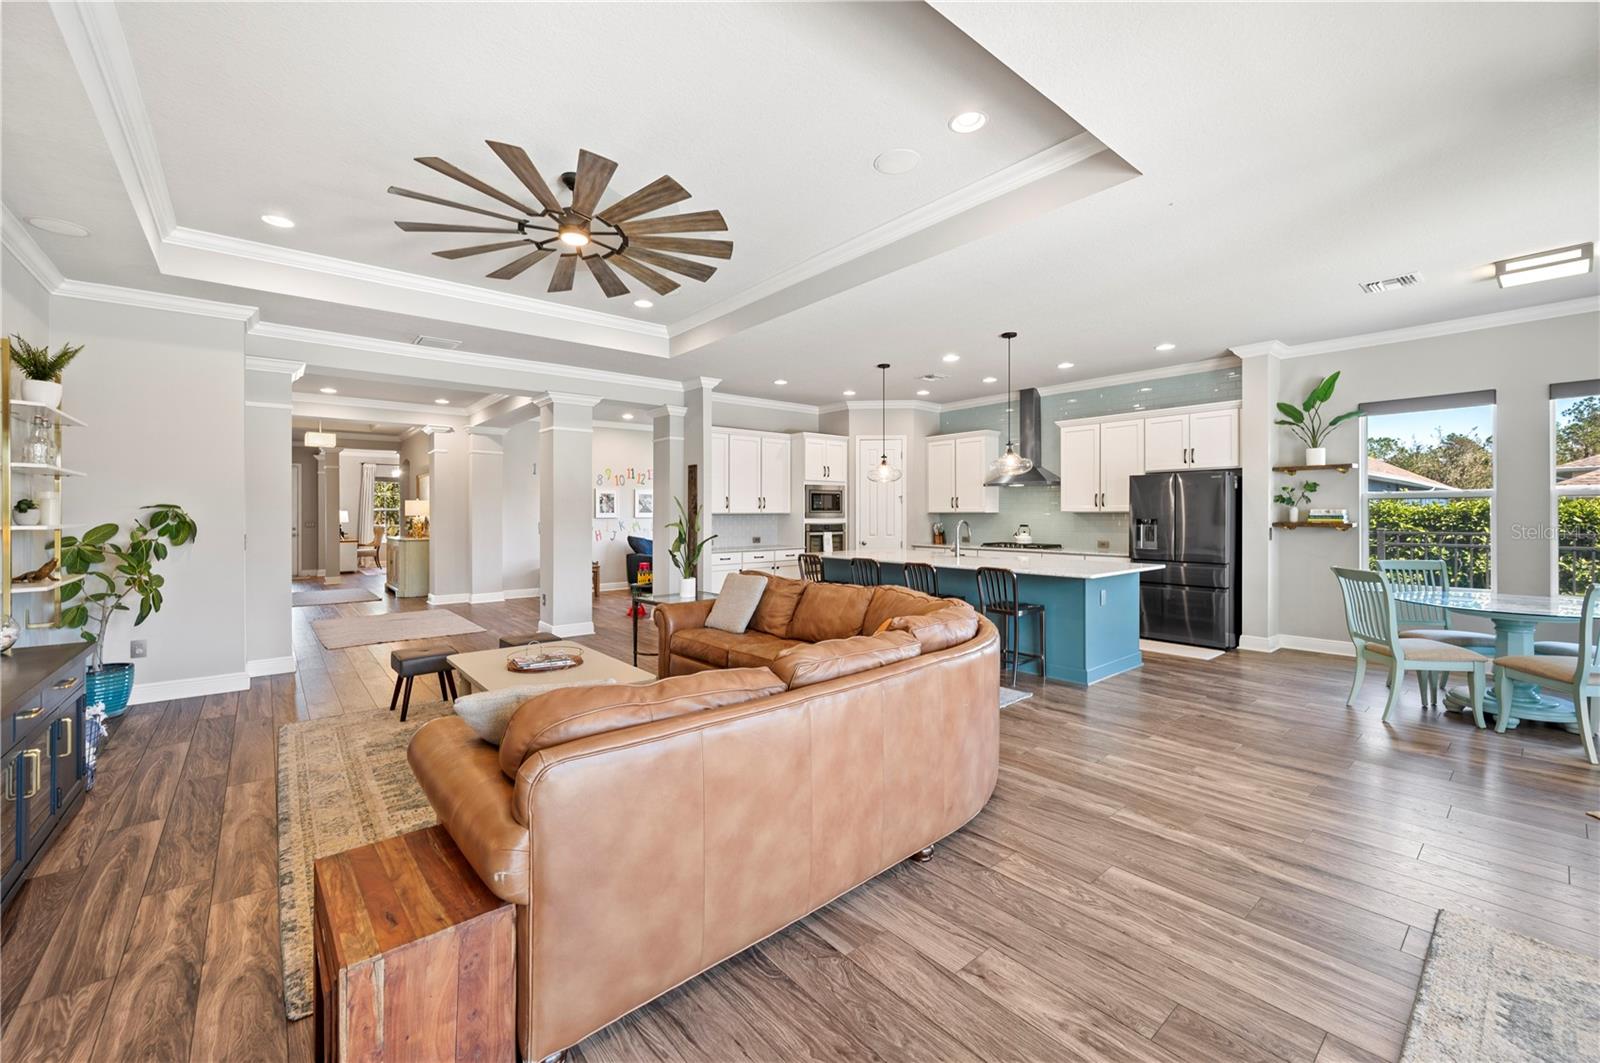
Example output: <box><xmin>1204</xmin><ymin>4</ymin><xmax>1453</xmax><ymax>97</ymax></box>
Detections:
<box><xmin>1129</xmin><ymin>469</ymin><xmax>1241</xmax><ymax>650</ymax></box>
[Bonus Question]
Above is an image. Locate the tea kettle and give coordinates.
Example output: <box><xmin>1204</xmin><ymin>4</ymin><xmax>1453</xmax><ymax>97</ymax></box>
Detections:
<box><xmin>1012</xmin><ymin>524</ymin><xmax>1033</xmax><ymax>544</ymax></box>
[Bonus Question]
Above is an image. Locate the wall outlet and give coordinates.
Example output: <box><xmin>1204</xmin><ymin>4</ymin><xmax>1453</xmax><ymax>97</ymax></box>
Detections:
<box><xmin>1097</xmin><ymin>539</ymin><xmax>1111</xmax><ymax>551</ymax></box>
<box><xmin>129</xmin><ymin>640</ymin><xmax>148</xmax><ymax>659</ymax></box>
<box><xmin>751</xmin><ymin>535</ymin><xmax>762</xmax><ymax>544</ymax></box>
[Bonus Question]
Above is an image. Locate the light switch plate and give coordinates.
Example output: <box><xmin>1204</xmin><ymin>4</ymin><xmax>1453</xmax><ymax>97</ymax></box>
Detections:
<box><xmin>130</xmin><ymin>640</ymin><xmax>148</xmax><ymax>658</ymax></box>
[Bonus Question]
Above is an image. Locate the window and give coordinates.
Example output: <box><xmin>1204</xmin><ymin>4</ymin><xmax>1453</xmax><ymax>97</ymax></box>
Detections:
<box><xmin>372</xmin><ymin>476</ymin><xmax>401</xmax><ymax>536</ymax></box>
<box><xmin>1553</xmin><ymin>382</ymin><xmax>1600</xmax><ymax>595</ymax></box>
<box><xmin>1360</xmin><ymin>392</ymin><xmax>1495</xmax><ymax>589</ymax></box>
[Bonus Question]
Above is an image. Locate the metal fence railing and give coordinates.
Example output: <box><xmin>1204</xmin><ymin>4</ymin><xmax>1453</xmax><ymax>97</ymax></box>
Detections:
<box><xmin>1368</xmin><ymin>527</ymin><xmax>1600</xmax><ymax>594</ymax></box>
<box><xmin>1560</xmin><ymin>531</ymin><xmax>1600</xmax><ymax>595</ymax></box>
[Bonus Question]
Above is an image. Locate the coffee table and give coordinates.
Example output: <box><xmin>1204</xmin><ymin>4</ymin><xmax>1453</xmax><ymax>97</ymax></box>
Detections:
<box><xmin>447</xmin><ymin>641</ymin><xmax>653</xmax><ymax>695</ymax></box>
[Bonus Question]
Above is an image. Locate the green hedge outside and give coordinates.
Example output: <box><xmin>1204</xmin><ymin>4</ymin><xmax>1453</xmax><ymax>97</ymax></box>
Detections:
<box><xmin>1365</xmin><ymin>495</ymin><xmax>1600</xmax><ymax>593</ymax></box>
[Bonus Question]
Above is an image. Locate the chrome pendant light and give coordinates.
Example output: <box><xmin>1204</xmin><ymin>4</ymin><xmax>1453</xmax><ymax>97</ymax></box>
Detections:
<box><xmin>988</xmin><ymin>330</ymin><xmax>1034</xmax><ymax>479</ymax></box>
<box><xmin>866</xmin><ymin>362</ymin><xmax>903</xmax><ymax>484</ymax></box>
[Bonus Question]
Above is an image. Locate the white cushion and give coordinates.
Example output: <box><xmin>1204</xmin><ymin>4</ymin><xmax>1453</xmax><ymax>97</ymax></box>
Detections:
<box><xmin>454</xmin><ymin>680</ymin><xmax>617</xmax><ymax>745</ymax></box>
<box><xmin>705</xmin><ymin>573</ymin><xmax>765</xmax><ymax>634</ymax></box>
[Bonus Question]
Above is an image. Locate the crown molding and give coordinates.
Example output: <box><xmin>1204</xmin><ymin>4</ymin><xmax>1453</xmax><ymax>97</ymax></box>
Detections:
<box><xmin>462</xmin><ymin>392</ymin><xmax>508</xmax><ymax>416</ymax></box>
<box><xmin>713</xmin><ymin>392</ymin><xmax>822</xmax><ymax>416</ymax></box>
<box><xmin>1</xmin><ymin>206</ymin><xmax>66</xmax><ymax>291</ymax></box>
<box><xmin>535</xmin><ymin>392</ymin><xmax>605</xmax><ymax>409</ymax></box>
<box><xmin>55</xmin><ymin>278</ymin><xmax>260</xmax><ymax>323</ymax></box>
<box><xmin>1231</xmin><ymin>297</ymin><xmax>1600</xmax><ymax>361</ymax></box>
<box><xmin>294</xmin><ymin>392</ymin><xmax>469</xmax><ymax>421</ymax></box>
<box><xmin>244</xmin><ymin>355</ymin><xmax>306</xmax><ymax>380</ymax></box>
<box><xmin>938</xmin><ymin>355</ymin><xmax>1241</xmax><ymax>411</ymax></box>
<box><xmin>594</xmin><ymin>419</ymin><xmax>652</xmax><ymax>433</ymax></box>
<box><xmin>843</xmin><ymin>399</ymin><xmax>942</xmax><ymax>414</ymax></box>
<box><xmin>650</xmin><ymin>404</ymin><xmax>689</xmax><ymax>419</ymax></box>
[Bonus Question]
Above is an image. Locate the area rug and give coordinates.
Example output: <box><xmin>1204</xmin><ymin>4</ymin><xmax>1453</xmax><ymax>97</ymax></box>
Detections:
<box><xmin>1399</xmin><ymin>910</ymin><xmax>1600</xmax><ymax>1062</ymax></box>
<box><xmin>276</xmin><ymin>701</ymin><xmax>451</xmax><ymax>1019</ymax></box>
<box><xmin>999</xmin><ymin>686</ymin><xmax>1033</xmax><ymax>709</ymax></box>
<box><xmin>1139</xmin><ymin>638</ymin><xmax>1225</xmax><ymax>662</ymax></box>
<box><xmin>311</xmin><ymin>609</ymin><xmax>484</xmax><ymax>650</ymax></box>
<box><xmin>290</xmin><ymin>587</ymin><xmax>381</xmax><ymax>607</ymax></box>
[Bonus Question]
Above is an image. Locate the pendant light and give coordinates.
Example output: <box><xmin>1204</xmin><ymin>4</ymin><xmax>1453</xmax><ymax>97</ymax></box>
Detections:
<box><xmin>988</xmin><ymin>330</ymin><xmax>1033</xmax><ymax>480</ymax></box>
<box><xmin>866</xmin><ymin>362</ymin><xmax>903</xmax><ymax>484</ymax></box>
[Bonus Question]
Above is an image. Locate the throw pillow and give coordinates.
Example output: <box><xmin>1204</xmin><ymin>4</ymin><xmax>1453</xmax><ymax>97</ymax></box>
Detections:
<box><xmin>454</xmin><ymin>679</ymin><xmax>618</xmax><ymax>746</ymax></box>
<box><xmin>705</xmin><ymin>572</ymin><xmax>766</xmax><ymax>633</ymax></box>
<box><xmin>771</xmin><ymin>631</ymin><xmax>921</xmax><ymax>689</ymax></box>
<box><xmin>742</xmin><ymin>570</ymin><xmax>805</xmax><ymax>638</ymax></box>
<box><xmin>788</xmin><ymin>582</ymin><xmax>873</xmax><ymax>642</ymax></box>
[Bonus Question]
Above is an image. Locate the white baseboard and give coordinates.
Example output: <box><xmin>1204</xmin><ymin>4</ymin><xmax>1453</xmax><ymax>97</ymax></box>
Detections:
<box><xmin>1239</xmin><ymin>633</ymin><xmax>1353</xmax><ymax>657</ymax></box>
<box><xmin>426</xmin><ymin>592</ymin><xmax>470</xmax><ymax>605</ymax></box>
<box><xmin>467</xmin><ymin>591</ymin><xmax>506</xmax><ymax>604</ymax></box>
<box><xmin>539</xmin><ymin>620</ymin><xmax>595</xmax><ymax>638</ymax></box>
<box><xmin>1238</xmin><ymin>635</ymin><xmax>1280</xmax><ymax>653</ymax></box>
<box><xmin>599</xmin><ymin>580</ymin><xmax>631</xmax><ymax>592</ymax></box>
<box><xmin>246</xmin><ymin>655</ymin><xmax>297</xmax><ymax>677</ymax></box>
<box><xmin>128</xmin><ymin>671</ymin><xmax>250</xmax><ymax>706</ymax></box>
<box><xmin>503</xmin><ymin>586</ymin><xmax>540</xmax><ymax>600</ymax></box>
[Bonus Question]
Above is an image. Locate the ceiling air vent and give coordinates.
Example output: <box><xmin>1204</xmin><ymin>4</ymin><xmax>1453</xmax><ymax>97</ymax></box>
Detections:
<box><xmin>1358</xmin><ymin>273</ymin><xmax>1423</xmax><ymax>294</ymax></box>
<box><xmin>919</xmin><ymin>373</ymin><xmax>948</xmax><ymax>382</ymax></box>
<box><xmin>412</xmin><ymin>334</ymin><xmax>463</xmax><ymax>350</ymax></box>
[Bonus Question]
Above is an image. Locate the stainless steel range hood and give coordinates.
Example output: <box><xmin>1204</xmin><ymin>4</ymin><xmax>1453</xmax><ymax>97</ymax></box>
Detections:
<box><xmin>983</xmin><ymin>387</ymin><xmax>1061</xmax><ymax>487</ymax></box>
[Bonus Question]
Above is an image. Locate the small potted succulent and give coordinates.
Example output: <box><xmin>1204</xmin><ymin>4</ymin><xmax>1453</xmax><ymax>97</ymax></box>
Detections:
<box><xmin>12</xmin><ymin>497</ymin><xmax>42</xmax><ymax>526</ymax></box>
<box><xmin>8</xmin><ymin>335</ymin><xmax>83</xmax><ymax>410</ymax></box>
<box><xmin>1274</xmin><ymin>481</ymin><xmax>1319</xmax><ymax>524</ymax></box>
<box><xmin>1275</xmin><ymin>371</ymin><xmax>1360</xmax><ymax>466</ymax></box>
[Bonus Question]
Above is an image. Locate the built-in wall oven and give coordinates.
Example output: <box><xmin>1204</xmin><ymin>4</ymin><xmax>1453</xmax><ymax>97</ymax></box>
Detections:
<box><xmin>805</xmin><ymin>523</ymin><xmax>846</xmax><ymax>554</ymax></box>
<box><xmin>805</xmin><ymin>485</ymin><xmax>844</xmax><ymax>519</ymax></box>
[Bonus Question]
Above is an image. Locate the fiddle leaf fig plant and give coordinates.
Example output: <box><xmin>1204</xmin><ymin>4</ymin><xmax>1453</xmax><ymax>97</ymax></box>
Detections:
<box><xmin>1274</xmin><ymin>371</ymin><xmax>1361</xmax><ymax>449</ymax></box>
<box><xmin>54</xmin><ymin>503</ymin><xmax>198</xmax><ymax>668</ymax></box>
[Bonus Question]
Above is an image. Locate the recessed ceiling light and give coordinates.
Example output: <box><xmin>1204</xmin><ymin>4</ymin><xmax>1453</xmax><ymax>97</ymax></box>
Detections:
<box><xmin>773</xmin><ymin>379</ymin><xmax>788</xmax><ymax>386</ymax></box>
<box><xmin>621</xmin><ymin>412</ymin><xmax>635</xmax><ymax>420</ymax></box>
<box><xmin>843</xmin><ymin>389</ymin><xmax>856</xmax><ymax>397</ymax></box>
<box><xmin>982</xmin><ymin>376</ymin><xmax>998</xmax><ymax>384</ymax></box>
<box><xmin>434</xmin><ymin>398</ymin><xmax>450</xmax><ymax>405</ymax></box>
<box><xmin>941</xmin><ymin>353</ymin><xmax>960</xmax><ymax>363</ymax></box>
<box><xmin>319</xmin><ymin>387</ymin><xmax>338</xmax><ymax>394</ymax></box>
<box><xmin>260</xmin><ymin>214</ymin><xmax>295</xmax><ymax>229</ymax></box>
<box><xmin>1057</xmin><ymin>361</ymin><xmax>1074</xmax><ymax>370</ymax></box>
<box><xmin>916</xmin><ymin>389</ymin><xmax>930</xmax><ymax>397</ymax></box>
<box><xmin>1139</xmin><ymin>386</ymin><xmax>1153</xmax><ymax>393</ymax></box>
<box><xmin>1494</xmin><ymin>243</ymin><xmax>1593</xmax><ymax>287</ymax></box>
<box><xmin>1154</xmin><ymin>342</ymin><xmax>1176</xmax><ymax>352</ymax></box>
<box><xmin>26</xmin><ymin>216</ymin><xmax>89</xmax><ymax>237</ymax></box>
<box><xmin>633</xmin><ymin>299</ymin><xmax>653</xmax><ymax>309</ymax></box>
<box><xmin>948</xmin><ymin>111</ymin><xmax>988</xmax><ymax>134</ymax></box>
<box><xmin>873</xmin><ymin>148</ymin><xmax>921</xmax><ymax>175</ymax></box>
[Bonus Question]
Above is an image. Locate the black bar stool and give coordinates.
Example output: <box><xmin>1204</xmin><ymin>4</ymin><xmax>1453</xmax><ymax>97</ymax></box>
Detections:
<box><xmin>389</xmin><ymin>643</ymin><xmax>457</xmax><ymax>721</ymax></box>
<box><xmin>851</xmin><ymin>557</ymin><xmax>881</xmax><ymax>587</ymax></box>
<box><xmin>976</xmin><ymin>567</ymin><xmax>1045</xmax><ymax>685</ymax></box>
<box><xmin>903</xmin><ymin>562</ymin><xmax>940</xmax><ymax>597</ymax></box>
<box><xmin>798</xmin><ymin>553</ymin><xmax>826</xmax><ymax>582</ymax></box>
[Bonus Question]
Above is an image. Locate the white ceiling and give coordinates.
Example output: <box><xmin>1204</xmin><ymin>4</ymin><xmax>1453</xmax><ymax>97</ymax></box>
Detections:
<box><xmin>293</xmin><ymin>373</ymin><xmax>491</xmax><ymax>409</ymax></box>
<box><xmin>3</xmin><ymin>2</ymin><xmax>1596</xmax><ymax>410</ymax></box>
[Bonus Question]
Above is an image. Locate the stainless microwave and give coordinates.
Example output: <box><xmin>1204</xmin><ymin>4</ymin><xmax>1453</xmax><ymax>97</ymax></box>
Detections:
<box><xmin>805</xmin><ymin>485</ymin><xmax>844</xmax><ymax>518</ymax></box>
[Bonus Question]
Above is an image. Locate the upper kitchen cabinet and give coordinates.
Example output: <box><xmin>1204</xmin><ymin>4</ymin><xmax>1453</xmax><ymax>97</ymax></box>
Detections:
<box><xmin>1142</xmin><ymin>403</ymin><xmax>1239</xmax><ymax>471</ymax></box>
<box><xmin>926</xmin><ymin>431</ymin><xmax>1000</xmax><ymax>513</ymax></box>
<box><xmin>711</xmin><ymin>428</ymin><xmax>791</xmax><ymax>513</ymax></box>
<box><xmin>799</xmin><ymin>433</ymin><xmax>849</xmax><ymax>484</ymax></box>
<box><xmin>1058</xmin><ymin>418</ymin><xmax>1144</xmax><ymax>512</ymax></box>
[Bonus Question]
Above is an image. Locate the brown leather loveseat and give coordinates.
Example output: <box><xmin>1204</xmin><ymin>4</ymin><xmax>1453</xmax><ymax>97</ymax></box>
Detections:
<box><xmin>407</xmin><ymin>574</ymin><xmax>999</xmax><ymax>1062</ymax></box>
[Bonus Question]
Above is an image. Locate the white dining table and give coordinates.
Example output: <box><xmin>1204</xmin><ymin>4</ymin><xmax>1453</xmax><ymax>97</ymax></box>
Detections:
<box><xmin>1390</xmin><ymin>587</ymin><xmax>1587</xmax><ymax>727</ymax></box>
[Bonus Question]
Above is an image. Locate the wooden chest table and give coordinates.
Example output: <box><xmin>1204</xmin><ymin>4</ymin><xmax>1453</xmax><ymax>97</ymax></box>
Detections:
<box><xmin>314</xmin><ymin>825</ymin><xmax>514</xmax><ymax>1062</ymax></box>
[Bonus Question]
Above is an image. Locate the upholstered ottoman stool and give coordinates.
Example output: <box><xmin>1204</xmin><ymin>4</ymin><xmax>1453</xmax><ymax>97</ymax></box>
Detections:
<box><xmin>389</xmin><ymin>643</ymin><xmax>457</xmax><ymax>721</ymax></box>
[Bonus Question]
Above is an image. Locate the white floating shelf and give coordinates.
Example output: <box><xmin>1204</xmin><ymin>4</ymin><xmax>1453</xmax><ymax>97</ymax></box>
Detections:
<box><xmin>7</xmin><ymin>401</ymin><xmax>86</xmax><ymax>428</ymax></box>
<box><xmin>8</xmin><ymin>463</ymin><xmax>86</xmax><ymax>477</ymax></box>
<box><xmin>9</xmin><ymin>573</ymin><xmax>84</xmax><ymax>595</ymax></box>
<box><xmin>7</xmin><ymin>524</ymin><xmax>85</xmax><ymax>533</ymax></box>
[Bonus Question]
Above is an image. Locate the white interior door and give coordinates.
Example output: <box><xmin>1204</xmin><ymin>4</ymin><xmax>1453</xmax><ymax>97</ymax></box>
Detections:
<box><xmin>1098</xmin><ymin>419</ymin><xmax>1145</xmax><ymax>511</ymax></box>
<box><xmin>855</xmin><ymin>437</ymin><xmax>905</xmax><ymax>551</ymax></box>
<box><xmin>290</xmin><ymin>463</ymin><xmax>301</xmax><ymax>577</ymax></box>
<box><xmin>1188</xmin><ymin>408</ymin><xmax>1239</xmax><ymax>468</ymax></box>
<box><xmin>1144</xmin><ymin>414</ymin><xmax>1190</xmax><ymax>471</ymax></box>
<box><xmin>1057</xmin><ymin>424</ymin><xmax>1102</xmax><ymax>512</ymax></box>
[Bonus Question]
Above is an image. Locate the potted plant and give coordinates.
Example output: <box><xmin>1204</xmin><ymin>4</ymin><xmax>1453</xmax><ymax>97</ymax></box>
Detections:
<box><xmin>665</xmin><ymin>496</ymin><xmax>716</xmax><ymax>598</ymax></box>
<box><xmin>12</xmin><ymin>498</ymin><xmax>41</xmax><ymax>526</ymax></box>
<box><xmin>1275</xmin><ymin>371</ymin><xmax>1360</xmax><ymax>466</ymax></box>
<box><xmin>53</xmin><ymin>503</ymin><xmax>198</xmax><ymax>717</ymax></box>
<box><xmin>1274</xmin><ymin>480</ymin><xmax>1319</xmax><ymax>523</ymax></box>
<box><xmin>8</xmin><ymin>335</ymin><xmax>83</xmax><ymax>409</ymax></box>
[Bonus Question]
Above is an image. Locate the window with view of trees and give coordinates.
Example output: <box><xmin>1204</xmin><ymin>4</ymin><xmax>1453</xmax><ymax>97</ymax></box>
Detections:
<box><xmin>1362</xmin><ymin>398</ymin><xmax>1495</xmax><ymax>589</ymax></box>
<box><xmin>1554</xmin><ymin>390</ymin><xmax>1600</xmax><ymax>595</ymax></box>
<box><xmin>372</xmin><ymin>477</ymin><xmax>401</xmax><ymax>536</ymax></box>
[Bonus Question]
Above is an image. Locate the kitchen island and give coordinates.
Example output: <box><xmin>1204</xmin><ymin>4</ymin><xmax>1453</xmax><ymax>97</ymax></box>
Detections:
<box><xmin>822</xmin><ymin>548</ymin><xmax>1161</xmax><ymax>685</ymax></box>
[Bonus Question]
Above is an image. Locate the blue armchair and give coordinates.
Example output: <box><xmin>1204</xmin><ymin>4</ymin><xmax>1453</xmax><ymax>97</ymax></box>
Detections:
<box><xmin>626</xmin><ymin>535</ymin><xmax>653</xmax><ymax>586</ymax></box>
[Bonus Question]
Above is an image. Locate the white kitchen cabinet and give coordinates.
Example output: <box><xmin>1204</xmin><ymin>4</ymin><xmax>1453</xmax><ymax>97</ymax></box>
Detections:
<box><xmin>710</xmin><ymin>430</ymin><xmax>730</xmax><ymax>514</ymax></box>
<box><xmin>711</xmin><ymin>428</ymin><xmax>791</xmax><ymax>513</ymax></box>
<box><xmin>1057</xmin><ymin>419</ymin><xmax>1144</xmax><ymax>512</ymax></box>
<box><xmin>705</xmin><ymin>550</ymin><xmax>742</xmax><ymax>593</ymax></box>
<box><xmin>1143</xmin><ymin>414</ymin><xmax>1190</xmax><ymax>471</ymax></box>
<box><xmin>1142</xmin><ymin>404</ymin><xmax>1239</xmax><ymax>471</ymax></box>
<box><xmin>727</xmin><ymin>432</ymin><xmax>762</xmax><ymax>513</ymax></box>
<box><xmin>925</xmin><ymin>431</ymin><xmax>1000</xmax><ymax>513</ymax></box>
<box><xmin>800</xmin><ymin>434</ymin><xmax>848</xmax><ymax>484</ymax></box>
<box><xmin>760</xmin><ymin>436</ymin><xmax>791</xmax><ymax>513</ymax></box>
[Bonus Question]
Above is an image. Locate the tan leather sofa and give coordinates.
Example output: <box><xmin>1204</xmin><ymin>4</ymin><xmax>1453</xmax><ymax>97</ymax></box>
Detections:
<box><xmin>407</xmin><ymin>577</ymin><xmax>999</xmax><ymax>1063</ymax></box>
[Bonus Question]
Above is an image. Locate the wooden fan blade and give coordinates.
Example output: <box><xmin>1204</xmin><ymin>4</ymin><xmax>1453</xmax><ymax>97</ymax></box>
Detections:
<box><xmin>488</xmin><ymin>247</ymin><xmax>555</xmax><ymax>280</ymax></box>
<box><xmin>620</xmin><ymin>210</ymin><xmax>727</xmax><ymax>235</ymax></box>
<box><xmin>597</xmin><ymin>175</ymin><xmax>689</xmax><ymax>225</ymax></box>
<box><xmin>627</xmin><ymin>236</ymin><xmax>733</xmax><ymax>260</ymax></box>
<box><xmin>609</xmin><ymin>254</ymin><xmax>680</xmax><ymax>296</ymax></box>
<box><xmin>625</xmin><ymin>248</ymin><xmax>717</xmax><ymax>283</ymax></box>
<box><xmin>485</xmin><ymin>141</ymin><xmax>562</xmax><ymax>214</ymax></box>
<box><xmin>548</xmin><ymin>253</ymin><xmax>578</xmax><ymax>293</ymax></box>
<box><xmin>415</xmin><ymin>156</ymin><xmax>542</xmax><ymax>216</ymax></box>
<box><xmin>570</xmin><ymin>149</ymin><xmax>618</xmax><ymax>217</ymax></box>
<box><xmin>434</xmin><ymin>239</ymin><xmax>534</xmax><ymax>260</ymax></box>
<box><xmin>583</xmin><ymin>255</ymin><xmax>630</xmax><ymax>298</ymax></box>
<box><xmin>395</xmin><ymin>221</ymin><xmax>522</xmax><ymax>233</ymax></box>
<box><xmin>387</xmin><ymin>186</ymin><xmax>524</xmax><ymax>223</ymax></box>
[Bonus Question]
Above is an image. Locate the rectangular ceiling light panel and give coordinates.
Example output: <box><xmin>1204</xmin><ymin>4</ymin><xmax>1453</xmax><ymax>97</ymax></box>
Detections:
<box><xmin>1495</xmin><ymin>243</ymin><xmax>1593</xmax><ymax>288</ymax></box>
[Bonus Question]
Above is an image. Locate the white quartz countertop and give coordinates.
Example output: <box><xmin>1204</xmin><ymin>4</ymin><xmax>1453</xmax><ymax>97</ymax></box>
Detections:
<box><xmin>826</xmin><ymin>548</ymin><xmax>1161</xmax><ymax>581</ymax></box>
<box><xmin>909</xmin><ymin>542</ymin><xmax>1128</xmax><ymax>558</ymax></box>
<box><xmin>709</xmin><ymin>544</ymin><xmax>802</xmax><ymax>553</ymax></box>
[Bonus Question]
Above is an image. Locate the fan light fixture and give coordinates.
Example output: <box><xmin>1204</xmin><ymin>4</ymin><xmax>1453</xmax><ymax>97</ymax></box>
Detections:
<box><xmin>391</xmin><ymin>141</ymin><xmax>732</xmax><ymax>299</ymax></box>
<box><xmin>867</xmin><ymin>363</ymin><xmax>903</xmax><ymax>484</ymax></box>
<box><xmin>988</xmin><ymin>331</ymin><xmax>1034</xmax><ymax>481</ymax></box>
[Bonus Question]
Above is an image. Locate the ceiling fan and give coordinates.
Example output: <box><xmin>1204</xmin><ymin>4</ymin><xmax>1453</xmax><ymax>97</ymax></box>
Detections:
<box><xmin>389</xmin><ymin>141</ymin><xmax>732</xmax><ymax>298</ymax></box>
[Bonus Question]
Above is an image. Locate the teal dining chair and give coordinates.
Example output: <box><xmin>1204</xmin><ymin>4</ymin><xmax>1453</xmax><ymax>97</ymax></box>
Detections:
<box><xmin>1332</xmin><ymin>567</ymin><xmax>1487</xmax><ymax>727</ymax></box>
<box><xmin>1492</xmin><ymin>584</ymin><xmax>1600</xmax><ymax>764</ymax></box>
<box><xmin>1376</xmin><ymin>559</ymin><xmax>1496</xmax><ymax>708</ymax></box>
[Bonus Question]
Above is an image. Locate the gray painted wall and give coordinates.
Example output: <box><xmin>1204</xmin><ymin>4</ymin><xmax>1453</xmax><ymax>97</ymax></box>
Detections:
<box><xmin>501</xmin><ymin>418</ymin><xmax>540</xmax><ymax>594</ymax></box>
<box><xmin>2</xmin><ymin>249</ymin><xmax>48</xmax><ymax>343</ymax></box>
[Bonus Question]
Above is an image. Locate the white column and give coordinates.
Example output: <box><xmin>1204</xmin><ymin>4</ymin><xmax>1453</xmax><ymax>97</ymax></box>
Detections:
<box><xmin>318</xmin><ymin>448</ymin><xmax>342</xmax><ymax>584</ymax></box>
<box><xmin>1236</xmin><ymin>344</ymin><xmax>1284</xmax><ymax>649</ymax></box>
<box><xmin>682</xmin><ymin>377</ymin><xmax>719</xmax><ymax>582</ymax></box>
<box><xmin>242</xmin><ymin>356</ymin><xmax>300</xmax><ymax>676</ymax></box>
<box><xmin>538</xmin><ymin>392</ymin><xmax>600</xmax><ymax>636</ymax></box>
<box><xmin>650</xmin><ymin>405</ymin><xmax>687</xmax><ymax>594</ymax></box>
<box><xmin>427</xmin><ymin>427</ymin><xmax>470</xmax><ymax>604</ymax></box>
<box><xmin>467</xmin><ymin>427</ymin><xmax>506</xmax><ymax>603</ymax></box>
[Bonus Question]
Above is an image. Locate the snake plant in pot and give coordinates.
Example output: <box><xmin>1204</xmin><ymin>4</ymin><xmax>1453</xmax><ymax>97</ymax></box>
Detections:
<box><xmin>53</xmin><ymin>503</ymin><xmax>198</xmax><ymax>716</ymax></box>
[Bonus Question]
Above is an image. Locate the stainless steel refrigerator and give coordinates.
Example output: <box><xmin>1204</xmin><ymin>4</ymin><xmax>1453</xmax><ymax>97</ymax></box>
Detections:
<box><xmin>1129</xmin><ymin>469</ymin><xmax>1241</xmax><ymax>649</ymax></box>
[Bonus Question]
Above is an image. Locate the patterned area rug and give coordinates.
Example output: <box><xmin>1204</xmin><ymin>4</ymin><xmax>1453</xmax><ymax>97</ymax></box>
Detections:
<box><xmin>291</xmin><ymin>587</ymin><xmax>381</xmax><ymax>607</ymax></box>
<box><xmin>311</xmin><ymin>609</ymin><xmax>484</xmax><ymax>649</ymax></box>
<box><xmin>1400</xmin><ymin>910</ymin><xmax>1600</xmax><ymax>1061</ymax></box>
<box><xmin>276</xmin><ymin>701</ymin><xmax>451</xmax><ymax>1019</ymax></box>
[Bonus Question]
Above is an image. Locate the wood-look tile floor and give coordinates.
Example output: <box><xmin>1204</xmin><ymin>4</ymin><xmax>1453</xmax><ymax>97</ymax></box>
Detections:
<box><xmin>3</xmin><ymin>571</ymin><xmax>1597</xmax><ymax>1062</ymax></box>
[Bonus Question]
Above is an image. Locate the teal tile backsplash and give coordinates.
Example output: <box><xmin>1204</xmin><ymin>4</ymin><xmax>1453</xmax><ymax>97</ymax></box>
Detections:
<box><xmin>928</xmin><ymin>367</ymin><xmax>1241</xmax><ymax>550</ymax></box>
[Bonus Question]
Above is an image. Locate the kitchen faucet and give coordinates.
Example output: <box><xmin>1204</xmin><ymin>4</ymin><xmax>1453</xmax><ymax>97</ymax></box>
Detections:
<box><xmin>954</xmin><ymin>518</ymin><xmax>972</xmax><ymax>561</ymax></box>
